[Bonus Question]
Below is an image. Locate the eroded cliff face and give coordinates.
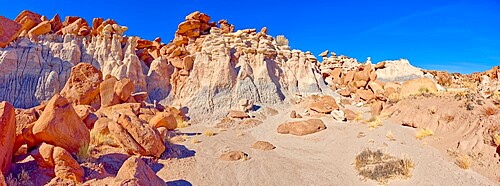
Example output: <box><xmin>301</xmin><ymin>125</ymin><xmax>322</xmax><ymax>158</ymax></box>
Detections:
<box><xmin>0</xmin><ymin>14</ymin><xmax>332</xmax><ymax>123</ymax></box>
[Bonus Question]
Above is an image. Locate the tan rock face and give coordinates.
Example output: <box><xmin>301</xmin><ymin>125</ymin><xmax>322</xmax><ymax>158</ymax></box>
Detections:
<box><xmin>251</xmin><ymin>141</ymin><xmax>275</xmax><ymax>151</ymax></box>
<box><xmin>277</xmin><ymin>119</ymin><xmax>326</xmax><ymax>136</ymax></box>
<box><xmin>60</xmin><ymin>63</ymin><xmax>103</xmax><ymax>105</ymax></box>
<box><xmin>0</xmin><ymin>16</ymin><xmax>22</xmax><ymax>48</ymax></box>
<box><xmin>0</xmin><ymin>101</ymin><xmax>16</xmax><ymax>174</ymax></box>
<box><xmin>14</xmin><ymin>10</ymin><xmax>42</xmax><ymax>34</ymax></box>
<box><xmin>114</xmin><ymin>156</ymin><xmax>166</xmax><ymax>186</ymax></box>
<box><xmin>220</xmin><ymin>151</ymin><xmax>248</xmax><ymax>161</ymax></box>
<box><xmin>400</xmin><ymin>78</ymin><xmax>438</xmax><ymax>97</ymax></box>
<box><xmin>371</xmin><ymin>101</ymin><xmax>383</xmax><ymax>116</ymax></box>
<box><xmin>309</xmin><ymin>95</ymin><xmax>339</xmax><ymax>113</ymax></box>
<box><xmin>32</xmin><ymin>94</ymin><xmax>90</xmax><ymax>154</ymax></box>
<box><xmin>114</xmin><ymin>78</ymin><xmax>134</xmax><ymax>102</ymax></box>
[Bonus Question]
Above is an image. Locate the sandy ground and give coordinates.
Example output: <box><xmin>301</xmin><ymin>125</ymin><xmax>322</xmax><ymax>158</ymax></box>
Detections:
<box><xmin>156</xmin><ymin>104</ymin><xmax>499</xmax><ymax>186</ymax></box>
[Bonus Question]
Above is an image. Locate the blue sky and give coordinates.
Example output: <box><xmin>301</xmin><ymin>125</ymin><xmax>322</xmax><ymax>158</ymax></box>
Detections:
<box><xmin>1</xmin><ymin>0</ymin><xmax>499</xmax><ymax>74</ymax></box>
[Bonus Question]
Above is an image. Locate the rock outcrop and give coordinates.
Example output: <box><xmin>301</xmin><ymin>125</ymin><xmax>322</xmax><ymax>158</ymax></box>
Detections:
<box><xmin>114</xmin><ymin>156</ymin><xmax>166</xmax><ymax>186</ymax></box>
<box><xmin>277</xmin><ymin>119</ymin><xmax>326</xmax><ymax>136</ymax></box>
<box><xmin>0</xmin><ymin>101</ymin><xmax>16</xmax><ymax>174</ymax></box>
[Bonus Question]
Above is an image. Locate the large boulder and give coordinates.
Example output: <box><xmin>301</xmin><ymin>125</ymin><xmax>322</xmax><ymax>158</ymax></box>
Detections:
<box><xmin>114</xmin><ymin>156</ymin><xmax>166</xmax><ymax>186</ymax></box>
<box><xmin>32</xmin><ymin>94</ymin><xmax>90</xmax><ymax>154</ymax></box>
<box><xmin>0</xmin><ymin>102</ymin><xmax>16</xmax><ymax>174</ymax></box>
<box><xmin>60</xmin><ymin>63</ymin><xmax>103</xmax><ymax>105</ymax></box>
<box><xmin>0</xmin><ymin>16</ymin><xmax>22</xmax><ymax>48</ymax></box>
<box><xmin>356</xmin><ymin>89</ymin><xmax>375</xmax><ymax>101</ymax></box>
<box><xmin>28</xmin><ymin>20</ymin><xmax>51</xmax><ymax>36</ymax></box>
<box><xmin>31</xmin><ymin>143</ymin><xmax>84</xmax><ymax>183</ymax></box>
<box><xmin>149</xmin><ymin>112</ymin><xmax>177</xmax><ymax>130</ymax></box>
<box><xmin>309</xmin><ymin>95</ymin><xmax>339</xmax><ymax>114</ymax></box>
<box><xmin>400</xmin><ymin>78</ymin><xmax>438</xmax><ymax>97</ymax></box>
<box><xmin>100</xmin><ymin>76</ymin><xmax>121</xmax><ymax>107</ymax></box>
<box><xmin>277</xmin><ymin>119</ymin><xmax>326</xmax><ymax>136</ymax></box>
<box><xmin>109</xmin><ymin>114</ymin><xmax>165</xmax><ymax>157</ymax></box>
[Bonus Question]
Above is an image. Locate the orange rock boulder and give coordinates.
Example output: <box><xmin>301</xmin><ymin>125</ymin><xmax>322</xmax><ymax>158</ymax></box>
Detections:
<box><xmin>60</xmin><ymin>63</ymin><xmax>103</xmax><ymax>105</ymax></box>
<box><xmin>309</xmin><ymin>95</ymin><xmax>339</xmax><ymax>114</ymax></box>
<box><xmin>32</xmin><ymin>94</ymin><xmax>90</xmax><ymax>154</ymax></box>
<box><xmin>400</xmin><ymin>78</ymin><xmax>438</xmax><ymax>97</ymax></box>
<box><xmin>114</xmin><ymin>156</ymin><xmax>166</xmax><ymax>186</ymax></box>
<box><xmin>0</xmin><ymin>102</ymin><xmax>16</xmax><ymax>174</ymax></box>
<box><xmin>277</xmin><ymin>119</ymin><xmax>326</xmax><ymax>136</ymax></box>
<box><xmin>0</xmin><ymin>16</ymin><xmax>22</xmax><ymax>48</ymax></box>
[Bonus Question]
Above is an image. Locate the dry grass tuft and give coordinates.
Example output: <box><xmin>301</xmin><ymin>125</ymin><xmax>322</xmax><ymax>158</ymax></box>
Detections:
<box><xmin>354</xmin><ymin>112</ymin><xmax>363</xmax><ymax>122</ymax></box>
<box><xmin>415</xmin><ymin>128</ymin><xmax>433</xmax><ymax>140</ymax></box>
<box><xmin>357</xmin><ymin>132</ymin><xmax>366</xmax><ymax>138</ymax></box>
<box><xmin>387</xmin><ymin>93</ymin><xmax>400</xmax><ymax>104</ymax></box>
<box><xmin>6</xmin><ymin>168</ymin><xmax>33</xmax><ymax>186</ymax></box>
<box><xmin>365</xmin><ymin>116</ymin><xmax>382</xmax><ymax>129</ymax></box>
<box><xmin>202</xmin><ymin>129</ymin><xmax>216</xmax><ymax>137</ymax></box>
<box><xmin>386</xmin><ymin>131</ymin><xmax>396</xmax><ymax>141</ymax></box>
<box><xmin>355</xmin><ymin>149</ymin><xmax>414</xmax><ymax>184</ymax></box>
<box><xmin>190</xmin><ymin>137</ymin><xmax>201</xmax><ymax>144</ymax></box>
<box><xmin>276</xmin><ymin>35</ymin><xmax>289</xmax><ymax>46</ymax></box>
<box><xmin>177</xmin><ymin>121</ymin><xmax>190</xmax><ymax>128</ymax></box>
<box><xmin>455</xmin><ymin>154</ymin><xmax>471</xmax><ymax>169</ymax></box>
<box><xmin>77</xmin><ymin>142</ymin><xmax>90</xmax><ymax>163</ymax></box>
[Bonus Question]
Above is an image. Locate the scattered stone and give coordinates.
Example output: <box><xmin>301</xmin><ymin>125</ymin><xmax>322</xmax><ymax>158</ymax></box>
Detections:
<box><xmin>114</xmin><ymin>156</ymin><xmax>166</xmax><ymax>186</ymax></box>
<box><xmin>343</xmin><ymin>109</ymin><xmax>357</xmax><ymax>121</ymax></box>
<box><xmin>309</xmin><ymin>95</ymin><xmax>340</xmax><ymax>113</ymax></box>
<box><xmin>220</xmin><ymin>151</ymin><xmax>248</xmax><ymax>161</ymax></box>
<box><xmin>331</xmin><ymin>110</ymin><xmax>346</xmax><ymax>121</ymax></box>
<box><xmin>277</xmin><ymin>119</ymin><xmax>326</xmax><ymax>136</ymax></box>
<box><xmin>251</xmin><ymin>141</ymin><xmax>275</xmax><ymax>151</ymax></box>
<box><xmin>228</xmin><ymin>110</ymin><xmax>250</xmax><ymax>119</ymax></box>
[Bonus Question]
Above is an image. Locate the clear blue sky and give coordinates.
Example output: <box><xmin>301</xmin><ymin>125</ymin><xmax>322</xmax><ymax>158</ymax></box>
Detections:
<box><xmin>1</xmin><ymin>0</ymin><xmax>499</xmax><ymax>74</ymax></box>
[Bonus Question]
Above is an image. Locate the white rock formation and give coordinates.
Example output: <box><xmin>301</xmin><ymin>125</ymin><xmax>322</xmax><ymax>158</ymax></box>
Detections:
<box><xmin>375</xmin><ymin>59</ymin><xmax>425</xmax><ymax>82</ymax></box>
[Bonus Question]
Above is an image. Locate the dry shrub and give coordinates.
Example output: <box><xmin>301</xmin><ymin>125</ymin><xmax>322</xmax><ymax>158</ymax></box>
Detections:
<box><xmin>6</xmin><ymin>168</ymin><xmax>33</xmax><ymax>186</ymax></box>
<box><xmin>455</xmin><ymin>154</ymin><xmax>471</xmax><ymax>169</ymax></box>
<box><xmin>386</xmin><ymin>131</ymin><xmax>396</xmax><ymax>141</ymax></box>
<box><xmin>387</xmin><ymin>93</ymin><xmax>400</xmax><ymax>104</ymax></box>
<box><xmin>355</xmin><ymin>149</ymin><xmax>414</xmax><ymax>184</ymax></box>
<box><xmin>442</xmin><ymin>114</ymin><xmax>455</xmax><ymax>123</ymax></box>
<box><xmin>482</xmin><ymin>106</ymin><xmax>497</xmax><ymax>117</ymax></box>
<box><xmin>365</xmin><ymin>116</ymin><xmax>382</xmax><ymax>129</ymax></box>
<box><xmin>357</xmin><ymin>132</ymin><xmax>366</xmax><ymax>138</ymax></box>
<box><xmin>354</xmin><ymin>112</ymin><xmax>363</xmax><ymax>122</ymax></box>
<box><xmin>202</xmin><ymin>129</ymin><xmax>216</xmax><ymax>137</ymax></box>
<box><xmin>416</xmin><ymin>128</ymin><xmax>433</xmax><ymax>140</ymax></box>
<box><xmin>177</xmin><ymin>121</ymin><xmax>190</xmax><ymax>128</ymax></box>
<box><xmin>276</xmin><ymin>35</ymin><xmax>289</xmax><ymax>46</ymax></box>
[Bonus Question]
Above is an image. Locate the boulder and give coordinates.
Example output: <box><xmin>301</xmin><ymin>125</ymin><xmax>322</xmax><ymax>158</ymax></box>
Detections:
<box><xmin>60</xmin><ymin>63</ymin><xmax>103</xmax><ymax>105</ymax></box>
<box><xmin>114</xmin><ymin>78</ymin><xmax>134</xmax><ymax>102</ymax></box>
<box><xmin>343</xmin><ymin>109</ymin><xmax>357</xmax><ymax>121</ymax></box>
<box><xmin>374</xmin><ymin>62</ymin><xmax>386</xmax><ymax>69</ymax></box>
<box><xmin>356</xmin><ymin>89</ymin><xmax>375</xmax><ymax>101</ymax></box>
<box><xmin>0</xmin><ymin>102</ymin><xmax>16</xmax><ymax>174</ymax></box>
<box><xmin>368</xmin><ymin>81</ymin><xmax>385</xmax><ymax>97</ymax></box>
<box><xmin>14</xmin><ymin>10</ymin><xmax>41</xmax><ymax>33</ymax></box>
<box><xmin>371</xmin><ymin>101</ymin><xmax>383</xmax><ymax>116</ymax></box>
<box><xmin>277</xmin><ymin>119</ymin><xmax>326</xmax><ymax>136</ymax></box>
<box><xmin>49</xmin><ymin>14</ymin><xmax>63</xmax><ymax>32</ymax></box>
<box><xmin>383</xmin><ymin>82</ymin><xmax>400</xmax><ymax>96</ymax></box>
<box><xmin>238</xmin><ymin>99</ymin><xmax>254</xmax><ymax>112</ymax></box>
<box><xmin>309</xmin><ymin>95</ymin><xmax>339</xmax><ymax>113</ymax></box>
<box><xmin>53</xmin><ymin>146</ymin><xmax>85</xmax><ymax>183</ymax></box>
<box><xmin>0</xmin><ymin>16</ymin><xmax>22</xmax><ymax>48</ymax></box>
<box><xmin>400</xmin><ymin>78</ymin><xmax>438</xmax><ymax>97</ymax></box>
<box><xmin>32</xmin><ymin>94</ymin><xmax>90</xmax><ymax>154</ymax></box>
<box><xmin>0</xmin><ymin>172</ymin><xmax>5</xmax><ymax>186</ymax></box>
<box><xmin>149</xmin><ymin>112</ymin><xmax>177</xmax><ymax>130</ymax></box>
<box><xmin>337</xmin><ymin>89</ymin><xmax>351</xmax><ymax>97</ymax></box>
<box><xmin>100</xmin><ymin>76</ymin><xmax>121</xmax><ymax>107</ymax></box>
<box><xmin>219</xmin><ymin>151</ymin><xmax>248</xmax><ymax>161</ymax></box>
<box><xmin>31</xmin><ymin>143</ymin><xmax>84</xmax><ymax>183</ymax></box>
<box><xmin>110</xmin><ymin>114</ymin><xmax>165</xmax><ymax>157</ymax></box>
<box><xmin>251</xmin><ymin>141</ymin><xmax>275</xmax><ymax>151</ymax></box>
<box><xmin>319</xmin><ymin>50</ymin><xmax>329</xmax><ymax>57</ymax></box>
<box><xmin>228</xmin><ymin>110</ymin><xmax>249</xmax><ymax>119</ymax></box>
<box><xmin>28</xmin><ymin>20</ymin><xmax>51</xmax><ymax>36</ymax></box>
<box><xmin>114</xmin><ymin>156</ymin><xmax>166</xmax><ymax>186</ymax></box>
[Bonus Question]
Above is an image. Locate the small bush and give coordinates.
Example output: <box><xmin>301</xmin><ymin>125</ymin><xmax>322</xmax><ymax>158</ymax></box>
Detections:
<box><xmin>455</xmin><ymin>154</ymin><xmax>471</xmax><ymax>169</ymax></box>
<box><xmin>177</xmin><ymin>121</ymin><xmax>190</xmax><ymax>128</ymax></box>
<box><xmin>355</xmin><ymin>149</ymin><xmax>414</xmax><ymax>184</ymax></box>
<box><xmin>77</xmin><ymin>142</ymin><xmax>90</xmax><ymax>162</ymax></box>
<box><xmin>387</xmin><ymin>93</ymin><xmax>400</xmax><ymax>104</ymax></box>
<box><xmin>416</xmin><ymin>128</ymin><xmax>433</xmax><ymax>140</ymax></box>
<box><xmin>386</xmin><ymin>131</ymin><xmax>396</xmax><ymax>141</ymax></box>
<box><xmin>6</xmin><ymin>168</ymin><xmax>33</xmax><ymax>186</ymax></box>
<box><xmin>365</xmin><ymin>116</ymin><xmax>382</xmax><ymax>129</ymax></box>
<box><xmin>276</xmin><ymin>35</ymin><xmax>289</xmax><ymax>46</ymax></box>
<box><xmin>202</xmin><ymin>129</ymin><xmax>216</xmax><ymax>137</ymax></box>
<box><xmin>354</xmin><ymin>112</ymin><xmax>363</xmax><ymax>122</ymax></box>
<box><xmin>190</xmin><ymin>137</ymin><xmax>201</xmax><ymax>144</ymax></box>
